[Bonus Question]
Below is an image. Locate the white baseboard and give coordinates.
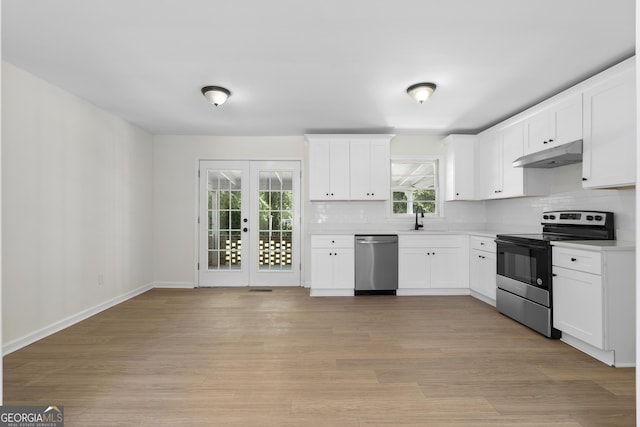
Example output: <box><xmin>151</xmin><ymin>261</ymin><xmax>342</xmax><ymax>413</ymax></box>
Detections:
<box><xmin>152</xmin><ymin>282</ymin><xmax>195</xmax><ymax>289</ymax></box>
<box><xmin>396</xmin><ymin>288</ymin><xmax>471</xmax><ymax>297</ymax></box>
<box><xmin>560</xmin><ymin>333</ymin><xmax>636</xmax><ymax>367</ymax></box>
<box><xmin>3</xmin><ymin>283</ymin><xmax>154</xmax><ymax>356</ymax></box>
<box><xmin>310</xmin><ymin>289</ymin><xmax>354</xmax><ymax>297</ymax></box>
<box><xmin>470</xmin><ymin>290</ymin><xmax>496</xmax><ymax>307</ymax></box>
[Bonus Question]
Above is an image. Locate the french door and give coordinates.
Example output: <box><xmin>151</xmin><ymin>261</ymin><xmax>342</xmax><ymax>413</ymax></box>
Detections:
<box><xmin>198</xmin><ymin>160</ymin><xmax>301</xmax><ymax>287</ymax></box>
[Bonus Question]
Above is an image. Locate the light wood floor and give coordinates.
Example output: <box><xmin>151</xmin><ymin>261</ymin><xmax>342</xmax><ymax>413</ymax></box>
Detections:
<box><xmin>4</xmin><ymin>287</ymin><xmax>636</xmax><ymax>426</ymax></box>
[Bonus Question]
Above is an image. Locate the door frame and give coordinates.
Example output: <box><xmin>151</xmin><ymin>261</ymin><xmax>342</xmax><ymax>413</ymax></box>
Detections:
<box><xmin>193</xmin><ymin>157</ymin><xmax>305</xmax><ymax>287</ymax></box>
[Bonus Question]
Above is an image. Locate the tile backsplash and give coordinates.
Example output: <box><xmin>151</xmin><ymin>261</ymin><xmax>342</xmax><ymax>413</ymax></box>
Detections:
<box><xmin>308</xmin><ymin>163</ymin><xmax>636</xmax><ymax>241</ymax></box>
<box><xmin>485</xmin><ymin>188</ymin><xmax>636</xmax><ymax>240</ymax></box>
<box><xmin>485</xmin><ymin>164</ymin><xmax>636</xmax><ymax>240</ymax></box>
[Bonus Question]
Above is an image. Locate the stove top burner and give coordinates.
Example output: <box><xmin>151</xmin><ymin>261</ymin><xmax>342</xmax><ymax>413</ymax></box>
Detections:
<box><xmin>497</xmin><ymin>211</ymin><xmax>616</xmax><ymax>243</ymax></box>
<box><xmin>496</xmin><ymin>233</ymin><xmax>585</xmax><ymax>243</ymax></box>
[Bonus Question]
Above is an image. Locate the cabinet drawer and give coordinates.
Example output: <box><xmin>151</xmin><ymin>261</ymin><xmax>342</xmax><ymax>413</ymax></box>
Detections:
<box><xmin>311</xmin><ymin>235</ymin><xmax>354</xmax><ymax>249</ymax></box>
<box><xmin>399</xmin><ymin>235</ymin><xmax>462</xmax><ymax>248</ymax></box>
<box><xmin>553</xmin><ymin>247</ymin><xmax>601</xmax><ymax>275</ymax></box>
<box><xmin>470</xmin><ymin>236</ymin><xmax>496</xmax><ymax>252</ymax></box>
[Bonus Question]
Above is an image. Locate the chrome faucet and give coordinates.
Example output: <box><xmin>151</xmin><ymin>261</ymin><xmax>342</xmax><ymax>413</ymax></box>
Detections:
<box><xmin>414</xmin><ymin>206</ymin><xmax>424</xmax><ymax>230</ymax></box>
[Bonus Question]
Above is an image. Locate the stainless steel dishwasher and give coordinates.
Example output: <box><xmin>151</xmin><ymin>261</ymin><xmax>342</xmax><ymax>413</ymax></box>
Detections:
<box><xmin>354</xmin><ymin>234</ymin><xmax>398</xmax><ymax>295</ymax></box>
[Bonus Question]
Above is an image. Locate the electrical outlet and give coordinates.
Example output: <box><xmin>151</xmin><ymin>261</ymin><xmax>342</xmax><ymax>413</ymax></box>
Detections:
<box><xmin>98</xmin><ymin>273</ymin><xmax>104</xmax><ymax>286</ymax></box>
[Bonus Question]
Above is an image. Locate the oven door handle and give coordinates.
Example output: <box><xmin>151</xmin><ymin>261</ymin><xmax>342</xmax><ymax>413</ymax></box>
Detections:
<box><xmin>494</xmin><ymin>239</ymin><xmax>549</xmax><ymax>250</ymax></box>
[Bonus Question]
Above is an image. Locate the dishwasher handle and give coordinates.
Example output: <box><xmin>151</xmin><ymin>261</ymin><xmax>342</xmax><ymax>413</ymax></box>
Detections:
<box><xmin>355</xmin><ymin>235</ymin><xmax>398</xmax><ymax>245</ymax></box>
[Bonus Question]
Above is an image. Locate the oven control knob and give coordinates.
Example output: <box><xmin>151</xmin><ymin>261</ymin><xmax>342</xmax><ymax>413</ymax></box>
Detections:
<box><xmin>586</xmin><ymin>215</ymin><xmax>594</xmax><ymax>221</ymax></box>
<box><xmin>536</xmin><ymin>278</ymin><xmax>543</xmax><ymax>285</ymax></box>
<box><xmin>549</xmin><ymin>215</ymin><xmax>556</xmax><ymax>220</ymax></box>
<box><xmin>543</xmin><ymin>215</ymin><xmax>549</xmax><ymax>220</ymax></box>
<box><xmin>595</xmin><ymin>215</ymin><xmax>603</xmax><ymax>221</ymax></box>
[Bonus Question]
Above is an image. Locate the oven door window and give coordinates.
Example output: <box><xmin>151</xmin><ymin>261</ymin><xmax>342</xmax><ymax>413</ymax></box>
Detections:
<box><xmin>496</xmin><ymin>241</ymin><xmax>550</xmax><ymax>289</ymax></box>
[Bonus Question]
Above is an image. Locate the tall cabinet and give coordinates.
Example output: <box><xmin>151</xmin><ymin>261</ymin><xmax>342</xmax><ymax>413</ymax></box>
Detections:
<box><xmin>349</xmin><ymin>138</ymin><xmax>391</xmax><ymax>200</ymax></box>
<box><xmin>308</xmin><ymin>138</ymin><xmax>351</xmax><ymax>200</ymax></box>
<box><xmin>582</xmin><ymin>60</ymin><xmax>636</xmax><ymax>189</ymax></box>
<box><xmin>443</xmin><ymin>135</ymin><xmax>476</xmax><ymax>201</ymax></box>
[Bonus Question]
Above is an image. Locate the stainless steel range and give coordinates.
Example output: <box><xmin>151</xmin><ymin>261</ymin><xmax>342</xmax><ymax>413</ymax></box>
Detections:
<box><xmin>495</xmin><ymin>211</ymin><xmax>615</xmax><ymax>338</ymax></box>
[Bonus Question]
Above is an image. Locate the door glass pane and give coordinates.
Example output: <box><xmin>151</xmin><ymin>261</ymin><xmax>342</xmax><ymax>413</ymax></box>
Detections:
<box><xmin>257</xmin><ymin>170</ymin><xmax>293</xmax><ymax>271</ymax></box>
<box><xmin>208</xmin><ymin>170</ymin><xmax>243</xmax><ymax>270</ymax></box>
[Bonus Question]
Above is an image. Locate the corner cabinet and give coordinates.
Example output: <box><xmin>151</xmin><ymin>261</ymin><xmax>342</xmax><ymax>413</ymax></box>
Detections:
<box><xmin>443</xmin><ymin>135</ymin><xmax>476</xmax><ymax>201</ymax></box>
<box><xmin>310</xmin><ymin>235</ymin><xmax>354</xmax><ymax>296</ymax></box>
<box><xmin>582</xmin><ymin>59</ymin><xmax>636</xmax><ymax>189</ymax></box>
<box><xmin>475</xmin><ymin>122</ymin><xmax>549</xmax><ymax>200</ymax></box>
<box><xmin>551</xmin><ymin>243</ymin><xmax>635</xmax><ymax>366</ymax></box>
<box><xmin>397</xmin><ymin>235</ymin><xmax>469</xmax><ymax>296</ymax></box>
<box><xmin>306</xmin><ymin>134</ymin><xmax>393</xmax><ymax>201</ymax></box>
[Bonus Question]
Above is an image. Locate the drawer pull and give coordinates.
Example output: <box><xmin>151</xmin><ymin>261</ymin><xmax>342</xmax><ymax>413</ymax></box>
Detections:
<box><xmin>570</xmin><ymin>257</ymin><xmax>577</xmax><ymax>262</ymax></box>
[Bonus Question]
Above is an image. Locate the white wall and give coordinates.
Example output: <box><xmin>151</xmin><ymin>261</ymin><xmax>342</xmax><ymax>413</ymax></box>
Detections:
<box><xmin>2</xmin><ymin>62</ymin><xmax>154</xmax><ymax>352</ymax></box>
<box><xmin>152</xmin><ymin>135</ymin><xmax>305</xmax><ymax>286</ymax></box>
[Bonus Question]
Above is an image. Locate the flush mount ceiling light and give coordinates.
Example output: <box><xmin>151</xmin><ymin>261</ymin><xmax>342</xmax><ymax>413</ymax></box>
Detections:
<box><xmin>406</xmin><ymin>82</ymin><xmax>437</xmax><ymax>104</ymax></box>
<box><xmin>201</xmin><ymin>86</ymin><xmax>231</xmax><ymax>106</ymax></box>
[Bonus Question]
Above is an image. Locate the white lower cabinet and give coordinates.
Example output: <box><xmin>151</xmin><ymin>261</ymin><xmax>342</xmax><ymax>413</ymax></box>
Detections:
<box><xmin>551</xmin><ymin>243</ymin><xmax>635</xmax><ymax>366</ymax></box>
<box><xmin>398</xmin><ymin>235</ymin><xmax>469</xmax><ymax>295</ymax></box>
<box><xmin>310</xmin><ymin>235</ymin><xmax>354</xmax><ymax>296</ymax></box>
<box><xmin>469</xmin><ymin>236</ymin><xmax>497</xmax><ymax>305</ymax></box>
<box><xmin>553</xmin><ymin>267</ymin><xmax>603</xmax><ymax>348</ymax></box>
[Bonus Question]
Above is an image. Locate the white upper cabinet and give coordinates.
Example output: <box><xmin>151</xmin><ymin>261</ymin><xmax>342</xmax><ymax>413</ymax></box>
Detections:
<box><xmin>443</xmin><ymin>135</ymin><xmax>476</xmax><ymax>201</ymax></box>
<box><xmin>582</xmin><ymin>60</ymin><xmax>636</xmax><ymax>189</ymax></box>
<box><xmin>475</xmin><ymin>130</ymin><xmax>502</xmax><ymax>200</ymax></box>
<box><xmin>349</xmin><ymin>138</ymin><xmax>390</xmax><ymax>200</ymax></box>
<box><xmin>500</xmin><ymin>122</ymin><xmax>527</xmax><ymax>198</ymax></box>
<box><xmin>476</xmin><ymin>122</ymin><xmax>549</xmax><ymax>200</ymax></box>
<box><xmin>523</xmin><ymin>93</ymin><xmax>583</xmax><ymax>155</ymax></box>
<box><xmin>306</xmin><ymin>134</ymin><xmax>392</xmax><ymax>201</ymax></box>
<box><xmin>308</xmin><ymin>138</ymin><xmax>350</xmax><ymax>200</ymax></box>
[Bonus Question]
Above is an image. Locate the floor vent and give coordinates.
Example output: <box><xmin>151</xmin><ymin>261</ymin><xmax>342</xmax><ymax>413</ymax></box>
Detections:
<box><xmin>249</xmin><ymin>288</ymin><xmax>273</xmax><ymax>292</ymax></box>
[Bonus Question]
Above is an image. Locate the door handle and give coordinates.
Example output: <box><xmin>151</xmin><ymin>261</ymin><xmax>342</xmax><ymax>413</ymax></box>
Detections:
<box><xmin>243</xmin><ymin>227</ymin><xmax>248</xmax><ymax>232</ymax></box>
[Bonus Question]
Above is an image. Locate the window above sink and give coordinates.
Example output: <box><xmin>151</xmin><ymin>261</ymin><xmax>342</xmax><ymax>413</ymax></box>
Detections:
<box><xmin>391</xmin><ymin>156</ymin><xmax>443</xmax><ymax>217</ymax></box>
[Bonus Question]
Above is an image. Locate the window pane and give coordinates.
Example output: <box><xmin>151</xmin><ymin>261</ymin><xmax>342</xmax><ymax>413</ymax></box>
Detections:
<box><xmin>393</xmin><ymin>202</ymin><xmax>408</xmax><ymax>214</ymax></box>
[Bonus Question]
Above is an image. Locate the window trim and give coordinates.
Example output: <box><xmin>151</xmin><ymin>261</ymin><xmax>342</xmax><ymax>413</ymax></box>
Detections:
<box><xmin>389</xmin><ymin>155</ymin><xmax>445</xmax><ymax>218</ymax></box>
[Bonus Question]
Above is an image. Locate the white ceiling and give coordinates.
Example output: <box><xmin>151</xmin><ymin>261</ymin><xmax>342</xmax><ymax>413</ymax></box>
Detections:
<box><xmin>2</xmin><ymin>0</ymin><xmax>635</xmax><ymax>136</ymax></box>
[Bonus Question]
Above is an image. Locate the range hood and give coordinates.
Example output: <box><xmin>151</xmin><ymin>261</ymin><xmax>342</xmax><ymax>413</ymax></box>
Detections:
<box><xmin>512</xmin><ymin>140</ymin><xmax>583</xmax><ymax>168</ymax></box>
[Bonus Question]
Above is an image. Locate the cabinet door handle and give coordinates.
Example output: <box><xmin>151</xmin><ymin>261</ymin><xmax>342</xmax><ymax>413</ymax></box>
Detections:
<box><xmin>543</xmin><ymin>140</ymin><xmax>548</xmax><ymax>144</ymax></box>
<box><xmin>478</xmin><ymin>255</ymin><xmax>485</xmax><ymax>259</ymax></box>
<box><xmin>480</xmin><ymin>242</ymin><xmax>485</xmax><ymax>246</ymax></box>
<box><xmin>582</xmin><ymin>178</ymin><xmax>588</xmax><ymax>181</ymax></box>
<box><xmin>570</xmin><ymin>257</ymin><xmax>577</xmax><ymax>262</ymax></box>
<box><xmin>549</xmin><ymin>139</ymin><xmax>554</xmax><ymax>142</ymax></box>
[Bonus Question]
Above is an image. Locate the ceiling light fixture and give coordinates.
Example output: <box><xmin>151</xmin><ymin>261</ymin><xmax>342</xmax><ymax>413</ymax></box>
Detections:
<box><xmin>407</xmin><ymin>83</ymin><xmax>437</xmax><ymax>104</ymax></box>
<box><xmin>201</xmin><ymin>86</ymin><xmax>231</xmax><ymax>106</ymax></box>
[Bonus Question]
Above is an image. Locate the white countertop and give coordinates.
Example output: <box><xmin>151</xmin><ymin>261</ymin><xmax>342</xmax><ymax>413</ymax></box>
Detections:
<box><xmin>308</xmin><ymin>228</ymin><xmax>500</xmax><ymax>238</ymax></box>
<box><xmin>551</xmin><ymin>240</ymin><xmax>636</xmax><ymax>251</ymax></box>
